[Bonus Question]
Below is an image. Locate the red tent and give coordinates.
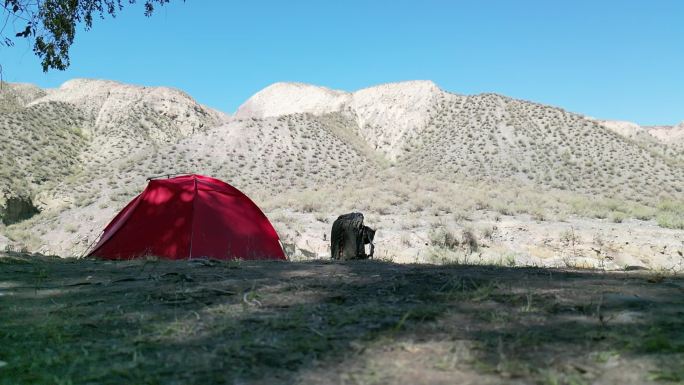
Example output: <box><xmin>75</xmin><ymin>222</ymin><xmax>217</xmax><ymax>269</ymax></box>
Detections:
<box><xmin>88</xmin><ymin>174</ymin><xmax>286</xmax><ymax>260</ymax></box>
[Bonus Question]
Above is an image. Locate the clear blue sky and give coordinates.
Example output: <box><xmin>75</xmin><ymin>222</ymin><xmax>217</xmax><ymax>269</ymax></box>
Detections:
<box><xmin>2</xmin><ymin>0</ymin><xmax>683</xmax><ymax>125</ymax></box>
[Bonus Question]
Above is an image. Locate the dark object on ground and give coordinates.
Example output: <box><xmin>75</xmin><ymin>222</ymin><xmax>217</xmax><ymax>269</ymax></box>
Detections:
<box><xmin>330</xmin><ymin>212</ymin><xmax>376</xmax><ymax>260</ymax></box>
<box><xmin>1</xmin><ymin>195</ymin><xmax>40</xmax><ymax>225</ymax></box>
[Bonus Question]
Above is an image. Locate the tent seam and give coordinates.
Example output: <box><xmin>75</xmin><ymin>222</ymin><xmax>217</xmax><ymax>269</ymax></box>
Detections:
<box><xmin>188</xmin><ymin>175</ymin><xmax>198</xmax><ymax>259</ymax></box>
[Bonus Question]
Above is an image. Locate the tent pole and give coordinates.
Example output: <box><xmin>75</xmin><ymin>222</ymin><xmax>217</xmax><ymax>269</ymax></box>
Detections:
<box><xmin>146</xmin><ymin>172</ymin><xmax>195</xmax><ymax>181</ymax></box>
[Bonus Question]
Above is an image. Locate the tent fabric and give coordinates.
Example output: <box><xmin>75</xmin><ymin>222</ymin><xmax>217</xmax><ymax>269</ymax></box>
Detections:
<box><xmin>88</xmin><ymin>174</ymin><xmax>286</xmax><ymax>260</ymax></box>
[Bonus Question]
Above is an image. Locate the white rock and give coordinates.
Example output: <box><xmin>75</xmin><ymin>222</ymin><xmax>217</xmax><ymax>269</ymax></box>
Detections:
<box><xmin>599</xmin><ymin>120</ymin><xmax>644</xmax><ymax>138</ymax></box>
<box><xmin>647</xmin><ymin>121</ymin><xmax>684</xmax><ymax>144</ymax></box>
<box><xmin>349</xmin><ymin>80</ymin><xmax>443</xmax><ymax>159</ymax></box>
<box><xmin>236</xmin><ymin>80</ymin><xmax>446</xmax><ymax>159</ymax></box>
<box><xmin>235</xmin><ymin>82</ymin><xmax>349</xmax><ymax>118</ymax></box>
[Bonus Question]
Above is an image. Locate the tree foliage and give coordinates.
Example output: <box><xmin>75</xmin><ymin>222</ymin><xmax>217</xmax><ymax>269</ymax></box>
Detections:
<box><xmin>1</xmin><ymin>0</ymin><xmax>175</xmax><ymax>71</ymax></box>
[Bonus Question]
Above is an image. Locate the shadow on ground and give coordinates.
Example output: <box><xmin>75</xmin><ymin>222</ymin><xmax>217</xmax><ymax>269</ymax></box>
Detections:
<box><xmin>1</xmin><ymin>252</ymin><xmax>683</xmax><ymax>384</ymax></box>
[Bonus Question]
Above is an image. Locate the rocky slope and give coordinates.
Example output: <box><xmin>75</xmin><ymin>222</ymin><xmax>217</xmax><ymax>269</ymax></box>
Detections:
<box><xmin>237</xmin><ymin>80</ymin><xmax>442</xmax><ymax>160</ymax></box>
<box><xmin>0</xmin><ymin>83</ymin><xmax>46</xmax><ymax>112</ymax></box>
<box><xmin>0</xmin><ymin>79</ymin><xmax>227</xmax><ymax>226</ymax></box>
<box><xmin>31</xmin><ymin>79</ymin><xmax>227</xmax><ymax>139</ymax></box>
<box><xmin>238</xmin><ymin>82</ymin><xmax>684</xmax><ymax>201</ymax></box>
<box><xmin>400</xmin><ymin>93</ymin><xmax>684</xmax><ymax>200</ymax></box>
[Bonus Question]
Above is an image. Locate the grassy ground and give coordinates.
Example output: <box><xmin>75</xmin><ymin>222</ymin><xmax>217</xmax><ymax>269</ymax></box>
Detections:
<box><xmin>1</xmin><ymin>252</ymin><xmax>683</xmax><ymax>385</ymax></box>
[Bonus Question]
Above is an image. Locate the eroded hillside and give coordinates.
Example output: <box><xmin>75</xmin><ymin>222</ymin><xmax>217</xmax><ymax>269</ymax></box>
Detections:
<box><xmin>1</xmin><ymin>79</ymin><xmax>682</xmax><ymax>271</ymax></box>
<box><xmin>399</xmin><ymin>93</ymin><xmax>684</xmax><ymax>202</ymax></box>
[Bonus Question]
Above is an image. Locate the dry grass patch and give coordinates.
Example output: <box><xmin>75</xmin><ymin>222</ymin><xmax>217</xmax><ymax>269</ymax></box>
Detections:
<box><xmin>3</xmin><ymin>253</ymin><xmax>682</xmax><ymax>384</ymax></box>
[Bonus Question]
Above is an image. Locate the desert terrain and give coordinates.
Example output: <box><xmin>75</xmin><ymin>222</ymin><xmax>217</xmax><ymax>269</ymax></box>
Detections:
<box><xmin>1</xmin><ymin>79</ymin><xmax>683</xmax><ymax>384</ymax></box>
<box><xmin>1</xmin><ymin>79</ymin><xmax>682</xmax><ymax>270</ymax></box>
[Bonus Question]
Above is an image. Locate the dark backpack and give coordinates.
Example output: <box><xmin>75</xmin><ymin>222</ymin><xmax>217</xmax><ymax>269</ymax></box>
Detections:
<box><xmin>330</xmin><ymin>212</ymin><xmax>376</xmax><ymax>260</ymax></box>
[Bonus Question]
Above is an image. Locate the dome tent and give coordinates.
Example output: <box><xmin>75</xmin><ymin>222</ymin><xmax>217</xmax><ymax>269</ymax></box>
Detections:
<box><xmin>88</xmin><ymin>174</ymin><xmax>286</xmax><ymax>260</ymax></box>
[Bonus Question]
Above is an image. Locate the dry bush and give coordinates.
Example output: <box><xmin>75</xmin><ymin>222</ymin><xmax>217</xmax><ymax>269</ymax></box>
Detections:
<box><xmin>461</xmin><ymin>228</ymin><xmax>478</xmax><ymax>253</ymax></box>
<box><xmin>428</xmin><ymin>227</ymin><xmax>459</xmax><ymax>250</ymax></box>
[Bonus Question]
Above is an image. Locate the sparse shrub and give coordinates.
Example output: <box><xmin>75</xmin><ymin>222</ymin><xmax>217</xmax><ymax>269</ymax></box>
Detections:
<box><xmin>505</xmin><ymin>254</ymin><xmax>517</xmax><ymax>267</ymax></box>
<box><xmin>657</xmin><ymin>200</ymin><xmax>684</xmax><ymax>213</ymax></box>
<box><xmin>560</xmin><ymin>228</ymin><xmax>579</xmax><ymax>247</ymax></box>
<box><xmin>461</xmin><ymin>228</ymin><xmax>478</xmax><ymax>253</ymax></box>
<box><xmin>429</xmin><ymin>227</ymin><xmax>459</xmax><ymax>250</ymax></box>
<box><xmin>532</xmin><ymin>210</ymin><xmax>546</xmax><ymax>222</ymax></box>
<box><xmin>314</xmin><ymin>213</ymin><xmax>328</xmax><ymax>223</ymax></box>
<box><xmin>593</xmin><ymin>210</ymin><xmax>609</xmax><ymax>220</ymax></box>
<box><xmin>298</xmin><ymin>193</ymin><xmax>324</xmax><ymax>213</ymax></box>
<box><xmin>475</xmin><ymin>200</ymin><xmax>491</xmax><ymax>211</ymax></box>
<box><xmin>453</xmin><ymin>210</ymin><xmax>470</xmax><ymax>222</ymax></box>
<box><xmin>656</xmin><ymin>212</ymin><xmax>684</xmax><ymax>230</ymax></box>
<box><xmin>631</xmin><ymin>206</ymin><xmax>655</xmax><ymax>221</ymax></box>
<box><xmin>653</xmin><ymin>199</ymin><xmax>684</xmax><ymax>229</ymax></box>
<box><xmin>495</xmin><ymin>204</ymin><xmax>513</xmax><ymax>216</ymax></box>
<box><xmin>481</xmin><ymin>226</ymin><xmax>495</xmax><ymax>240</ymax></box>
<box><xmin>610</xmin><ymin>212</ymin><xmax>627</xmax><ymax>223</ymax></box>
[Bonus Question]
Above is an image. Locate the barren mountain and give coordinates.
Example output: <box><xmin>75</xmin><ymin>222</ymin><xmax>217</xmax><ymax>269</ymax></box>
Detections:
<box><xmin>0</xmin><ymin>96</ymin><xmax>88</xmax><ymax>201</ymax></box>
<box><xmin>32</xmin><ymin>79</ymin><xmax>228</xmax><ymax>138</ymax></box>
<box><xmin>0</xmin><ymin>79</ymin><xmax>228</xmax><ymax>225</ymax></box>
<box><xmin>30</xmin><ymin>79</ymin><xmax>229</xmax><ymax>167</ymax></box>
<box><xmin>1</xmin><ymin>79</ymin><xmax>682</xmax><ymax>271</ymax></box>
<box><xmin>401</xmin><ymin>93</ymin><xmax>684</xmax><ymax>200</ymax></box>
<box><xmin>238</xmin><ymin>82</ymin><xmax>684</xmax><ymax>201</ymax></box>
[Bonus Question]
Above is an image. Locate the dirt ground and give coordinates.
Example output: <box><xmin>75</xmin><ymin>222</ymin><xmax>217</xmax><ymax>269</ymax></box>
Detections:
<box><xmin>1</xmin><ymin>252</ymin><xmax>683</xmax><ymax>385</ymax></box>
